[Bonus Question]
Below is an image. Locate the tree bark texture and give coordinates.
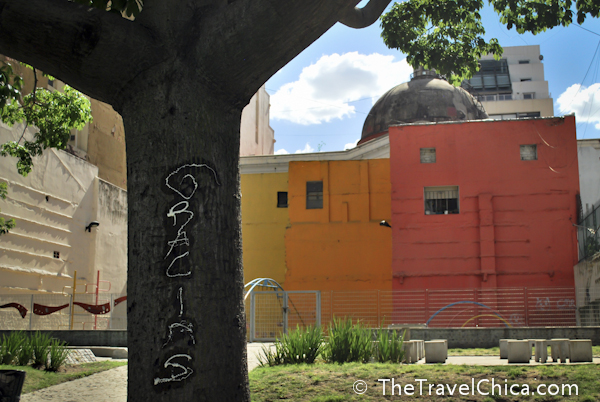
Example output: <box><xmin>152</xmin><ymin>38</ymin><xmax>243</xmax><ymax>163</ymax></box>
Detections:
<box><xmin>122</xmin><ymin>75</ymin><xmax>248</xmax><ymax>401</ymax></box>
<box><xmin>0</xmin><ymin>0</ymin><xmax>391</xmax><ymax>400</ymax></box>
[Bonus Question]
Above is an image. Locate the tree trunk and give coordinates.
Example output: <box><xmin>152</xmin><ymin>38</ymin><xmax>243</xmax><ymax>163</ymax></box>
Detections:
<box><xmin>121</xmin><ymin>73</ymin><xmax>248</xmax><ymax>401</ymax></box>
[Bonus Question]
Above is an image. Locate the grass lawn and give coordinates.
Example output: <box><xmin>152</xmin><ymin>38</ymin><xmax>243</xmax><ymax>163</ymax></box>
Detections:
<box><xmin>250</xmin><ymin>363</ymin><xmax>600</xmax><ymax>401</ymax></box>
<box><xmin>0</xmin><ymin>361</ymin><xmax>127</xmax><ymax>394</ymax></box>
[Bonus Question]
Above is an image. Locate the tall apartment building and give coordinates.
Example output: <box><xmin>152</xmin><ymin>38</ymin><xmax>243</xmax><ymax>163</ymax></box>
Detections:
<box><xmin>464</xmin><ymin>45</ymin><xmax>554</xmax><ymax>119</ymax></box>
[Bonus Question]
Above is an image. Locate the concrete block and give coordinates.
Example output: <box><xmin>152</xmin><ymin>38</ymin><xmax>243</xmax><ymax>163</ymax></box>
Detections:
<box><xmin>534</xmin><ymin>340</ymin><xmax>547</xmax><ymax>363</ymax></box>
<box><xmin>403</xmin><ymin>341</ymin><xmax>419</xmax><ymax>364</ymax></box>
<box><xmin>569</xmin><ymin>340</ymin><xmax>592</xmax><ymax>363</ymax></box>
<box><xmin>548</xmin><ymin>339</ymin><xmax>569</xmax><ymax>363</ymax></box>
<box><xmin>112</xmin><ymin>348</ymin><xmax>128</xmax><ymax>359</ymax></box>
<box><xmin>432</xmin><ymin>339</ymin><xmax>448</xmax><ymax>359</ymax></box>
<box><xmin>499</xmin><ymin>339</ymin><xmax>508</xmax><ymax>359</ymax></box>
<box><xmin>507</xmin><ymin>340</ymin><xmax>530</xmax><ymax>363</ymax></box>
<box><xmin>425</xmin><ymin>340</ymin><xmax>447</xmax><ymax>363</ymax></box>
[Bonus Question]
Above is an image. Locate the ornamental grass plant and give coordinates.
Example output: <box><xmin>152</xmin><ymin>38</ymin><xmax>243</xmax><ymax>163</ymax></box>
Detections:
<box><xmin>375</xmin><ymin>327</ymin><xmax>405</xmax><ymax>363</ymax></box>
<box><xmin>0</xmin><ymin>331</ymin><xmax>22</xmax><ymax>365</ymax></box>
<box><xmin>322</xmin><ymin>317</ymin><xmax>373</xmax><ymax>364</ymax></box>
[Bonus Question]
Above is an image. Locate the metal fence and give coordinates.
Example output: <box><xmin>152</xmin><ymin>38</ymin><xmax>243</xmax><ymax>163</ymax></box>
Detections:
<box><xmin>244</xmin><ymin>287</ymin><xmax>581</xmax><ymax>341</ymax></box>
<box><xmin>578</xmin><ymin>202</ymin><xmax>600</xmax><ymax>261</ymax></box>
<box><xmin>0</xmin><ymin>293</ymin><xmax>127</xmax><ymax>330</ymax></box>
<box><xmin>1</xmin><ymin>287</ymin><xmax>584</xmax><ymax>335</ymax></box>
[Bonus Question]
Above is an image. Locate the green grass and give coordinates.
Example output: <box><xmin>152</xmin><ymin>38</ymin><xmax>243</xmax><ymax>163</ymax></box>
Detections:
<box><xmin>0</xmin><ymin>361</ymin><xmax>127</xmax><ymax>394</ymax></box>
<box><xmin>250</xmin><ymin>363</ymin><xmax>600</xmax><ymax>401</ymax></box>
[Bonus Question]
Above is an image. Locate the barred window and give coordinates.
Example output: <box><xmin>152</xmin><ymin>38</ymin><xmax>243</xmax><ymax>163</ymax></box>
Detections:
<box><xmin>424</xmin><ymin>186</ymin><xmax>459</xmax><ymax>215</ymax></box>
<box><xmin>306</xmin><ymin>181</ymin><xmax>323</xmax><ymax>209</ymax></box>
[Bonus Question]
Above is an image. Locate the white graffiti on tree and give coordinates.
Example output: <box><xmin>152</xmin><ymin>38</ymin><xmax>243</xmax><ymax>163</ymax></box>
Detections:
<box><xmin>153</xmin><ymin>354</ymin><xmax>194</xmax><ymax>385</ymax></box>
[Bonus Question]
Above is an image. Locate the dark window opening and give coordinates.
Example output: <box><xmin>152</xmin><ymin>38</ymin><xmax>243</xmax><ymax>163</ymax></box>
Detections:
<box><xmin>277</xmin><ymin>192</ymin><xmax>288</xmax><ymax>208</ymax></box>
<box><xmin>518</xmin><ymin>60</ymin><xmax>530</xmax><ymax>64</ymax></box>
<box><xmin>520</xmin><ymin>144</ymin><xmax>537</xmax><ymax>161</ymax></box>
<box><xmin>420</xmin><ymin>148</ymin><xmax>436</xmax><ymax>163</ymax></box>
<box><xmin>53</xmin><ymin>251</ymin><xmax>60</xmax><ymax>259</ymax></box>
<box><xmin>424</xmin><ymin>186</ymin><xmax>459</xmax><ymax>215</ymax></box>
<box><xmin>306</xmin><ymin>181</ymin><xmax>323</xmax><ymax>209</ymax></box>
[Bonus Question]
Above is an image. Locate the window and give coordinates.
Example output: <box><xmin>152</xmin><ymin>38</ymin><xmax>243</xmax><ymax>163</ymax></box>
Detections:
<box><xmin>520</xmin><ymin>144</ymin><xmax>537</xmax><ymax>161</ymax></box>
<box><xmin>467</xmin><ymin>59</ymin><xmax>511</xmax><ymax>93</ymax></box>
<box><xmin>277</xmin><ymin>192</ymin><xmax>288</xmax><ymax>208</ymax></box>
<box><xmin>523</xmin><ymin>92</ymin><xmax>535</xmax><ymax>99</ymax></box>
<box><xmin>420</xmin><ymin>148</ymin><xmax>436</xmax><ymax>163</ymax></box>
<box><xmin>424</xmin><ymin>186</ymin><xmax>459</xmax><ymax>215</ymax></box>
<box><xmin>53</xmin><ymin>251</ymin><xmax>60</xmax><ymax>259</ymax></box>
<box><xmin>518</xmin><ymin>60</ymin><xmax>530</xmax><ymax>64</ymax></box>
<box><xmin>517</xmin><ymin>111</ymin><xmax>540</xmax><ymax>118</ymax></box>
<box><xmin>520</xmin><ymin>78</ymin><xmax>532</xmax><ymax>82</ymax></box>
<box><xmin>306</xmin><ymin>181</ymin><xmax>323</xmax><ymax>209</ymax></box>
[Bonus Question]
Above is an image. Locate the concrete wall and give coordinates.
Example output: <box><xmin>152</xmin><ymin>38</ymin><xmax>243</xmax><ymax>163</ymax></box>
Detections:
<box><xmin>574</xmin><ymin>255</ymin><xmax>600</xmax><ymax>326</ymax></box>
<box><xmin>240</xmin><ymin>85</ymin><xmax>275</xmax><ymax>156</ymax></box>
<box><xmin>577</xmin><ymin>139</ymin><xmax>600</xmax><ymax>213</ymax></box>
<box><xmin>0</xmin><ymin>122</ymin><xmax>99</xmax><ymax>294</ymax></box>
<box><xmin>389</xmin><ymin>117</ymin><xmax>580</xmax><ymax>292</ymax></box>
<box><xmin>411</xmin><ymin>327</ymin><xmax>600</xmax><ymax>348</ymax></box>
<box><xmin>2</xmin><ymin>327</ymin><xmax>598</xmax><ymax>348</ymax></box>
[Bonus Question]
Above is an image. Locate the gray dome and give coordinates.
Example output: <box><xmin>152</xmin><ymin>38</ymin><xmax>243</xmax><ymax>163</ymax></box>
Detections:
<box><xmin>360</xmin><ymin>74</ymin><xmax>487</xmax><ymax>144</ymax></box>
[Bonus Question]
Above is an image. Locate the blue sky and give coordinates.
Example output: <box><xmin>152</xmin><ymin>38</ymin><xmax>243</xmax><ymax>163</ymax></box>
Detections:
<box><xmin>265</xmin><ymin>3</ymin><xmax>600</xmax><ymax>154</ymax></box>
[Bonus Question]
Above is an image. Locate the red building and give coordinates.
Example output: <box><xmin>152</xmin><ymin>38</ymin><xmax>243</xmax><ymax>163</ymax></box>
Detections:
<box><xmin>389</xmin><ymin>117</ymin><xmax>579</xmax><ymax>292</ymax></box>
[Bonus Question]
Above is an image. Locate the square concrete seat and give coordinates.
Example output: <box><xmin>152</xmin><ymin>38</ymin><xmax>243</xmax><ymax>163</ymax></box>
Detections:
<box><xmin>431</xmin><ymin>339</ymin><xmax>448</xmax><ymax>359</ymax></box>
<box><xmin>403</xmin><ymin>341</ymin><xmax>419</xmax><ymax>364</ymax></box>
<box><xmin>507</xmin><ymin>340</ymin><xmax>530</xmax><ymax>363</ymax></box>
<box><xmin>499</xmin><ymin>339</ymin><xmax>509</xmax><ymax>359</ymax></box>
<box><xmin>569</xmin><ymin>340</ymin><xmax>593</xmax><ymax>363</ymax></box>
<box><xmin>534</xmin><ymin>340</ymin><xmax>547</xmax><ymax>363</ymax></box>
<box><xmin>547</xmin><ymin>339</ymin><xmax>570</xmax><ymax>363</ymax></box>
<box><xmin>418</xmin><ymin>340</ymin><xmax>424</xmax><ymax>360</ymax></box>
<box><xmin>425</xmin><ymin>340</ymin><xmax>447</xmax><ymax>363</ymax></box>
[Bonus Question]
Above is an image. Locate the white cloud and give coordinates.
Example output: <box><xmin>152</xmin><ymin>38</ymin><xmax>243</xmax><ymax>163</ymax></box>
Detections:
<box><xmin>295</xmin><ymin>143</ymin><xmax>315</xmax><ymax>154</ymax></box>
<box><xmin>270</xmin><ymin>52</ymin><xmax>412</xmax><ymax>125</ymax></box>
<box><xmin>557</xmin><ymin>83</ymin><xmax>600</xmax><ymax>129</ymax></box>
<box><xmin>344</xmin><ymin>139</ymin><xmax>359</xmax><ymax>150</ymax></box>
<box><xmin>274</xmin><ymin>149</ymin><xmax>289</xmax><ymax>155</ymax></box>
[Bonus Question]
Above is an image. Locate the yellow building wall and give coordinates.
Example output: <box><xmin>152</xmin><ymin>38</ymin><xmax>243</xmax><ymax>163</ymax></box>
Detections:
<box><xmin>284</xmin><ymin>159</ymin><xmax>392</xmax><ymax>292</ymax></box>
<box><xmin>241</xmin><ymin>172</ymin><xmax>289</xmax><ymax>286</ymax></box>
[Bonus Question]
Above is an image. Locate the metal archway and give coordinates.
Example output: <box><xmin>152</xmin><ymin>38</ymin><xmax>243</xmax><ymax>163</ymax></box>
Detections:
<box><xmin>425</xmin><ymin>301</ymin><xmax>509</xmax><ymax>328</ymax></box>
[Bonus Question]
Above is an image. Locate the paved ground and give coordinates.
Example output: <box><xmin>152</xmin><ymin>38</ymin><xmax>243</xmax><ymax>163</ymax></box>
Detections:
<box><xmin>19</xmin><ymin>345</ymin><xmax>599</xmax><ymax>402</ymax></box>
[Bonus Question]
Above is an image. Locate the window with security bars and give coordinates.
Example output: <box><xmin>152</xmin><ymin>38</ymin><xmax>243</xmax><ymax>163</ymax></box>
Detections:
<box><xmin>424</xmin><ymin>186</ymin><xmax>459</xmax><ymax>215</ymax></box>
<box><xmin>277</xmin><ymin>192</ymin><xmax>288</xmax><ymax>208</ymax></box>
<box><xmin>306</xmin><ymin>181</ymin><xmax>323</xmax><ymax>209</ymax></box>
<box><xmin>420</xmin><ymin>148</ymin><xmax>436</xmax><ymax>163</ymax></box>
<box><xmin>520</xmin><ymin>144</ymin><xmax>537</xmax><ymax>160</ymax></box>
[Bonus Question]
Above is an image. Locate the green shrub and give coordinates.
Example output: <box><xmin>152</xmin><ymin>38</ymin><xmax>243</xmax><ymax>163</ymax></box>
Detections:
<box><xmin>322</xmin><ymin>317</ymin><xmax>373</xmax><ymax>364</ymax></box>
<box><xmin>15</xmin><ymin>337</ymin><xmax>33</xmax><ymax>366</ymax></box>
<box><xmin>30</xmin><ymin>331</ymin><xmax>51</xmax><ymax>368</ymax></box>
<box><xmin>375</xmin><ymin>328</ymin><xmax>405</xmax><ymax>363</ymax></box>
<box><xmin>46</xmin><ymin>338</ymin><xmax>70</xmax><ymax>371</ymax></box>
<box><xmin>257</xmin><ymin>325</ymin><xmax>323</xmax><ymax>366</ymax></box>
<box><xmin>0</xmin><ymin>331</ymin><xmax>23</xmax><ymax>365</ymax></box>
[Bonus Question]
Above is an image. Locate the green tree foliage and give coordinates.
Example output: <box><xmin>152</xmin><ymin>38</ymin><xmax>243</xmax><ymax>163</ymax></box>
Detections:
<box><xmin>0</xmin><ymin>64</ymin><xmax>92</xmax><ymax>176</ymax></box>
<box><xmin>0</xmin><ymin>181</ymin><xmax>15</xmax><ymax>235</ymax></box>
<box><xmin>381</xmin><ymin>0</ymin><xmax>600</xmax><ymax>84</ymax></box>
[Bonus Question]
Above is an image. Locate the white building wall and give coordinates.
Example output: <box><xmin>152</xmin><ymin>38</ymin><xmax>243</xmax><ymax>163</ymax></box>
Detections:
<box><xmin>240</xmin><ymin>84</ymin><xmax>275</xmax><ymax>156</ymax></box>
<box><xmin>578</xmin><ymin>139</ymin><xmax>600</xmax><ymax>212</ymax></box>
<box><xmin>0</xmin><ymin>121</ymin><xmax>128</xmax><ymax>329</ymax></box>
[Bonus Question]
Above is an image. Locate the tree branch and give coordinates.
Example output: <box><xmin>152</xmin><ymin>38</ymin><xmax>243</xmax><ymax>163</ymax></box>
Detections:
<box><xmin>0</xmin><ymin>0</ymin><xmax>167</xmax><ymax>108</ymax></box>
<box><xmin>339</xmin><ymin>0</ymin><xmax>392</xmax><ymax>28</ymax></box>
<box><xmin>194</xmin><ymin>0</ymin><xmax>362</xmax><ymax>106</ymax></box>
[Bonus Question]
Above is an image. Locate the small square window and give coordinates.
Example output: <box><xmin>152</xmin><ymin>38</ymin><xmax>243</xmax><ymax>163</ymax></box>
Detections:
<box><xmin>277</xmin><ymin>192</ymin><xmax>288</xmax><ymax>208</ymax></box>
<box><xmin>420</xmin><ymin>148</ymin><xmax>436</xmax><ymax>163</ymax></box>
<box><xmin>53</xmin><ymin>251</ymin><xmax>60</xmax><ymax>259</ymax></box>
<box><xmin>424</xmin><ymin>186</ymin><xmax>459</xmax><ymax>215</ymax></box>
<box><xmin>306</xmin><ymin>181</ymin><xmax>323</xmax><ymax>209</ymax></box>
<box><xmin>520</xmin><ymin>144</ymin><xmax>537</xmax><ymax>160</ymax></box>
